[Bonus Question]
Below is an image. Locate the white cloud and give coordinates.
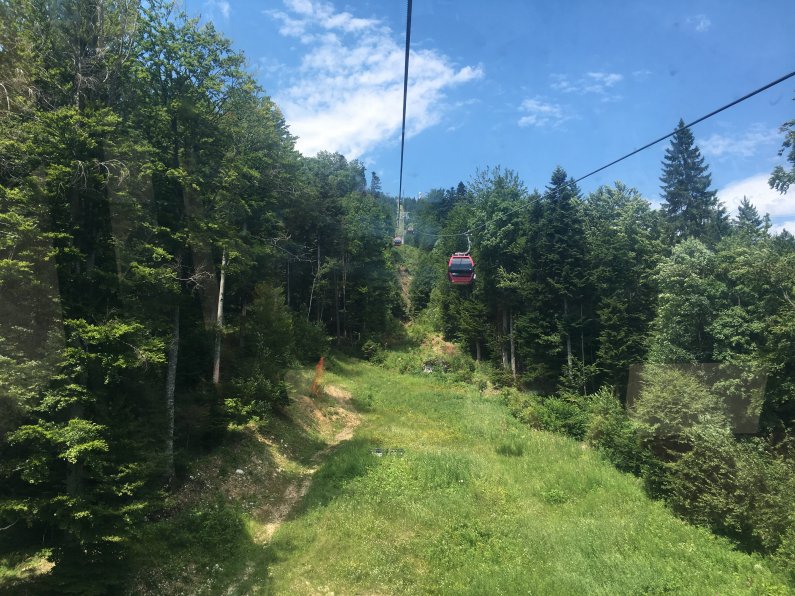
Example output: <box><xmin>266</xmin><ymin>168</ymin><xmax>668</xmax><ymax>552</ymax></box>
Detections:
<box><xmin>686</xmin><ymin>14</ymin><xmax>712</xmax><ymax>32</ymax></box>
<box><xmin>701</xmin><ymin>125</ymin><xmax>780</xmax><ymax>158</ymax></box>
<box><xmin>204</xmin><ymin>0</ymin><xmax>230</xmax><ymax>20</ymax></box>
<box><xmin>551</xmin><ymin>71</ymin><xmax>623</xmax><ymax>95</ymax></box>
<box><xmin>718</xmin><ymin>173</ymin><xmax>793</xmax><ymax>218</ymax></box>
<box><xmin>267</xmin><ymin>0</ymin><xmax>483</xmax><ymax>158</ymax></box>
<box><xmin>770</xmin><ymin>220</ymin><xmax>795</xmax><ymax>235</ymax></box>
<box><xmin>517</xmin><ymin>98</ymin><xmax>570</xmax><ymax>128</ymax></box>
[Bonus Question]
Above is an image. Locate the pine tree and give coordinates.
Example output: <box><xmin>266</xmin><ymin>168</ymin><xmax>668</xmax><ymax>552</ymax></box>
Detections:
<box><xmin>369</xmin><ymin>171</ymin><xmax>382</xmax><ymax>196</ymax></box>
<box><xmin>660</xmin><ymin>120</ymin><xmax>726</xmax><ymax>245</ymax></box>
<box><xmin>734</xmin><ymin>197</ymin><xmax>765</xmax><ymax>237</ymax></box>
<box><xmin>583</xmin><ymin>183</ymin><xmax>661</xmax><ymax>391</ymax></box>
<box><xmin>516</xmin><ymin>167</ymin><xmax>590</xmax><ymax>390</ymax></box>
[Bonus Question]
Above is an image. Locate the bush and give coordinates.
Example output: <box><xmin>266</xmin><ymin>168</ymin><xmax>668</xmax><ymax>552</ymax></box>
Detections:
<box><xmin>586</xmin><ymin>387</ymin><xmax>652</xmax><ymax>476</ymax></box>
<box><xmin>500</xmin><ymin>388</ymin><xmax>542</xmax><ymax>428</ymax></box>
<box><xmin>501</xmin><ymin>389</ymin><xmax>589</xmax><ymax>440</ymax></box>
<box><xmin>631</xmin><ymin>366</ymin><xmax>729</xmax><ymax>445</ymax></box>
<box><xmin>361</xmin><ymin>339</ymin><xmax>385</xmax><ymax>363</ymax></box>
<box><xmin>774</xmin><ymin>527</ymin><xmax>795</xmax><ymax>585</ymax></box>
<box><xmin>669</xmin><ymin>428</ymin><xmax>795</xmax><ymax>554</ymax></box>
<box><xmin>226</xmin><ymin>375</ymin><xmax>289</xmax><ymax>423</ymax></box>
<box><xmin>292</xmin><ymin>317</ymin><xmax>330</xmax><ymax>363</ymax></box>
<box><xmin>536</xmin><ymin>393</ymin><xmax>589</xmax><ymax>440</ymax></box>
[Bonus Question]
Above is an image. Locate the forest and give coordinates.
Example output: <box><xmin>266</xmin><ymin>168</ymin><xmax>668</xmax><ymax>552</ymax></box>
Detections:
<box><xmin>1</xmin><ymin>0</ymin><xmax>794</xmax><ymax>592</ymax></box>
<box><xmin>401</xmin><ymin>125</ymin><xmax>795</xmax><ymax>580</ymax></box>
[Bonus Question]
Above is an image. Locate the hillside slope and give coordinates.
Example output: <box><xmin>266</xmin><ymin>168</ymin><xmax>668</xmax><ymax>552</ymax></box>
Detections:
<box><xmin>235</xmin><ymin>357</ymin><xmax>787</xmax><ymax>594</ymax></box>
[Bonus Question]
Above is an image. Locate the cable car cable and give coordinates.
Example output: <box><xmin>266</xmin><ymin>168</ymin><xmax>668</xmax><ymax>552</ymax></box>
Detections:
<box><xmin>396</xmin><ymin>0</ymin><xmax>413</xmax><ymax>239</ymax></box>
<box><xmin>415</xmin><ymin>68</ymin><xmax>795</xmax><ymax>239</ymax></box>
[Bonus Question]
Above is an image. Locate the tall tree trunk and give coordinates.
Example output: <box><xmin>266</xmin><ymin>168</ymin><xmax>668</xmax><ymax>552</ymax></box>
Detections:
<box><xmin>510</xmin><ymin>309</ymin><xmax>517</xmax><ymax>380</ymax></box>
<box><xmin>239</xmin><ymin>299</ymin><xmax>246</xmax><ymax>349</ymax></box>
<box><xmin>564</xmin><ymin>297</ymin><xmax>573</xmax><ymax>380</ymax></box>
<box><xmin>342</xmin><ymin>253</ymin><xmax>347</xmax><ymax>337</ymax></box>
<box><xmin>308</xmin><ymin>271</ymin><xmax>316</xmax><ymax>322</ymax></box>
<box><xmin>165</xmin><ymin>304</ymin><xmax>180</xmax><ymax>481</ymax></box>
<box><xmin>501</xmin><ymin>309</ymin><xmax>509</xmax><ymax>370</ymax></box>
<box><xmin>580</xmin><ymin>303</ymin><xmax>586</xmax><ymax>395</ymax></box>
<box><xmin>334</xmin><ymin>270</ymin><xmax>341</xmax><ymax>338</ymax></box>
<box><xmin>286</xmin><ymin>260</ymin><xmax>290</xmax><ymax>307</ymax></box>
<box><xmin>308</xmin><ymin>240</ymin><xmax>320</xmax><ymax>322</ymax></box>
<box><xmin>212</xmin><ymin>249</ymin><xmax>227</xmax><ymax>386</ymax></box>
<box><xmin>475</xmin><ymin>339</ymin><xmax>481</xmax><ymax>362</ymax></box>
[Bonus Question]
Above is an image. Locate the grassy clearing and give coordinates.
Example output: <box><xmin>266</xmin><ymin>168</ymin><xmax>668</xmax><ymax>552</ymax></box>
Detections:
<box><xmin>119</xmin><ymin>354</ymin><xmax>791</xmax><ymax>594</ymax></box>
<box><xmin>263</xmin><ymin>358</ymin><xmax>790</xmax><ymax>595</ymax></box>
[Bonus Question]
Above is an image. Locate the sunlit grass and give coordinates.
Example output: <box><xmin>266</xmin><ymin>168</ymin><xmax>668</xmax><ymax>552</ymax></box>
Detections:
<box><xmin>121</xmin><ymin>355</ymin><xmax>791</xmax><ymax>594</ymax></box>
<box><xmin>0</xmin><ymin>549</ymin><xmax>53</xmax><ymax>590</ymax></box>
<box><xmin>264</xmin><ymin>359</ymin><xmax>790</xmax><ymax>595</ymax></box>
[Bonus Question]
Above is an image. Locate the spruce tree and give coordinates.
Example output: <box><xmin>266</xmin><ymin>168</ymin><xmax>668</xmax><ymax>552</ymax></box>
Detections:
<box><xmin>369</xmin><ymin>171</ymin><xmax>382</xmax><ymax>196</ymax></box>
<box><xmin>660</xmin><ymin>120</ymin><xmax>726</xmax><ymax>245</ymax></box>
<box><xmin>734</xmin><ymin>197</ymin><xmax>765</xmax><ymax>237</ymax></box>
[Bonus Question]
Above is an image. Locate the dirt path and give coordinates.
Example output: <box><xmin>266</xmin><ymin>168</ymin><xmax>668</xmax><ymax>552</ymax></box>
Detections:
<box><xmin>258</xmin><ymin>384</ymin><xmax>359</xmax><ymax>543</ymax></box>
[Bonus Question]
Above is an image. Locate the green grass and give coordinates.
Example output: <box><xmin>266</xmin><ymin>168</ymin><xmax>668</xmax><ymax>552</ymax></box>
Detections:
<box><xmin>121</xmin><ymin>355</ymin><xmax>791</xmax><ymax>594</ymax></box>
<box><xmin>260</xmin><ymin>358</ymin><xmax>790</xmax><ymax>595</ymax></box>
<box><xmin>0</xmin><ymin>548</ymin><xmax>53</xmax><ymax>591</ymax></box>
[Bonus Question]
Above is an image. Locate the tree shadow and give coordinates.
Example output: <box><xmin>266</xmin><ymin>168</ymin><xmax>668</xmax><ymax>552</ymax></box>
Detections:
<box><xmin>263</xmin><ymin>435</ymin><xmax>380</xmax><ymax>563</ymax></box>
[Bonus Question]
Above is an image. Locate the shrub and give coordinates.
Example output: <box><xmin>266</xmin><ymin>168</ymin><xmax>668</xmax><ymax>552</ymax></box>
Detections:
<box><xmin>501</xmin><ymin>389</ymin><xmax>589</xmax><ymax>440</ymax></box>
<box><xmin>448</xmin><ymin>352</ymin><xmax>475</xmax><ymax>383</ymax></box>
<box><xmin>361</xmin><ymin>339</ymin><xmax>385</xmax><ymax>363</ymax></box>
<box><xmin>586</xmin><ymin>387</ymin><xmax>652</xmax><ymax>476</ymax></box>
<box><xmin>669</xmin><ymin>428</ymin><xmax>795</xmax><ymax>554</ymax></box>
<box><xmin>292</xmin><ymin>317</ymin><xmax>330</xmax><ymax>363</ymax></box>
<box><xmin>536</xmin><ymin>393</ymin><xmax>589</xmax><ymax>440</ymax></box>
<box><xmin>500</xmin><ymin>388</ymin><xmax>542</xmax><ymax>428</ymax></box>
<box><xmin>631</xmin><ymin>366</ymin><xmax>729</xmax><ymax>444</ymax></box>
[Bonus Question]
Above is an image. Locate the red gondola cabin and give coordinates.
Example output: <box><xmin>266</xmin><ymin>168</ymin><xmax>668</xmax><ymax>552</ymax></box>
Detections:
<box><xmin>447</xmin><ymin>253</ymin><xmax>475</xmax><ymax>285</ymax></box>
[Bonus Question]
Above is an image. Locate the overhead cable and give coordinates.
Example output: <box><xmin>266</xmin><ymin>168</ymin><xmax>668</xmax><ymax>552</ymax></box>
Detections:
<box><xmin>415</xmin><ymin>69</ymin><xmax>795</xmax><ymax>239</ymax></box>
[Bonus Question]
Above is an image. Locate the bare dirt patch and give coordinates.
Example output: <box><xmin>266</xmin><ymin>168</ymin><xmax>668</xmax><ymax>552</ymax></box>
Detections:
<box><xmin>423</xmin><ymin>333</ymin><xmax>459</xmax><ymax>357</ymax></box>
<box><xmin>251</xmin><ymin>382</ymin><xmax>360</xmax><ymax>544</ymax></box>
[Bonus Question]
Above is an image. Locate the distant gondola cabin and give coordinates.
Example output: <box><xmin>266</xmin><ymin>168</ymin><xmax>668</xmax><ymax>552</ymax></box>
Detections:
<box><xmin>393</xmin><ymin>236</ymin><xmax>403</xmax><ymax>246</ymax></box>
<box><xmin>447</xmin><ymin>253</ymin><xmax>475</xmax><ymax>285</ymax></box>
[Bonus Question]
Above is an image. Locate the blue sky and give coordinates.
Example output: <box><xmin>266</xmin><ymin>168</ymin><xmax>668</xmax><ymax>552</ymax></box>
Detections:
<box><xmin>195</xmin><ymin>0</ymin><xmax>794</xmax><ymax>232</ymax></box>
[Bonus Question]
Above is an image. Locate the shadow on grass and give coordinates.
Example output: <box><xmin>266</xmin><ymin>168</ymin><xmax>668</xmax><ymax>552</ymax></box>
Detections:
<box><xmin>121</xmin><ymin>385</ymin><xmax>347</xmax><ymax>592</ymax></box>
<box><xmin>263</xmin><ymin>436</ymin><xmax>379</xmax><ymax>566</ymax></box>
<box><xmin>324</xmin><ymin>353</ymin><xmax>368</xmax><ymax>378</ymax></box>
<box><xmin>299</xmin><ymin>436</ymin><xmax>379</xmax><ymax>514</ymax></box>
<box><xmin>125</xmin><ymin>497</ymin><xmax>277</xmax><ymax>595</ymax></box>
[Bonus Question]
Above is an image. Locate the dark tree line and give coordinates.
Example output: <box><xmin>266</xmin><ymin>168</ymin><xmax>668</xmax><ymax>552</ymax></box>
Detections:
<box><xmin>410</xmin><ymin>118</ymin><xmax>795</xmax><ymax>432</ymax></box>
